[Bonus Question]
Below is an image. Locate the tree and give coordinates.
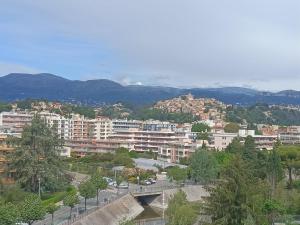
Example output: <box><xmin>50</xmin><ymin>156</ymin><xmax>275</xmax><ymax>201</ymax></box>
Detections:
<box><xmin>46</xmin><ymin>203</ymin><xmax>59</xmax><ymax>225</ymax></box>
<box><xmin>91</xmin><ymin>172</ymin><xmax>108</xmax><ymax>206</ymax></box>
<box><xmin>79</xmin><ymin>180</ymin><xmax>97</xmax><ymax>211</ymax></box>
<box><xmin>278</xmin><ymin>146</ymin><xmax>300</xmax><ymax>188</ymax></box>
<box><xmin>224</xmin><ymin>122</ymin><xmax>240</xmax><ymax>133</ymax></box>
<box><xmin>0</xmin><ymin>202</ymin><xmax>19</xmax><ymax>225</ymax></box>
<box><xmin>166</xmin><ymin>190</ymin><xmax>197</xmax><ymax>225</ymax></box>
<box><xmin>243</xmin><ymin>135</ymin><xmax>257</xmax><ymax>160</ymax></box>
<box><xmin>19</xmin><ymin>194</ymin><xmax>46</xmax><ymax>225</ymax></box>
<box><xmin>262</xmin><ymin>199</ymin><xmax>285</xmax><ymax>225</ymax></box>
<box><xmin>205</xmin><ymin>156</ymin><xmax>264</xmax><ymax>225</ymax></box>
<box><xmin>267</xmin><ymin>148</ymin><xmax>283</xmax><ymax>196</ymax></box>
<box><xmin>167</xmin><ymin>166</ymin><xmax>187</xmax><ymax>184</ymax></box>
<box><xmin>8</xmin><ymin>115</ymin><xmax>65</xmax><ymax>193</ymax></box>
<box><xmin>119</xmin><ymin>219</ymin><xmax>135</xmax><ymax>225</ymax></box>
<box><xmin>190</xmin><ymin>149</ymin><xmax>218</xmax><ymax>184</ymax></box>
<box><xmin>116</xmin><ymin>176</ymin><xmax>124</xmax><ymax>195</ymax></box>
<box><xmin>63</xmin><ymin>193</ymin><xmax>79</xmax><ymax>219</ymax></box>
<box><xmin>225</xmin><ymin>137</ymin><xmax>243</xmax><ymax>154</ymax></box>
<box><xmin>191</xmin><ymin>123</ymin><xmax>211</xmax><ymax>133</ymax></box>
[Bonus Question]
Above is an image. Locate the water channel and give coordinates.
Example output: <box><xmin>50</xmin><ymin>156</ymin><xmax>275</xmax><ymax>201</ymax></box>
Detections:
<box><xmin>134</xmin><ymin>206</ymin><xmax>166</xmax><ymax>225</ymax></box>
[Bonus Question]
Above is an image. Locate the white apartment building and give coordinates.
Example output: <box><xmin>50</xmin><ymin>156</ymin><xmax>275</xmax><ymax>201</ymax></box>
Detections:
<box><xmin>278</xmin><ymin>126</ymin><xmax>300</xmax><ymax>145</ymax></box>
<box><xmin>40</xmin><ymin>112</ymin><xmax>71</xmax><ymax>140</ymax></box>
<box><xmin>112</xmin><ymin>119</ymin><xmax>142</xmax><ymax>131</ymax></box>
<box><xmin>109</xmin><ymin>128</ymin><xmax>182</xmax><ymax>153</ymax></box>
<box><xmin>210</xmin><ymin>132</ymin><xmax>238</xmax><ymax>150</ymax></box>
<box><xmin>92</xmin><ymin>117</ymin><xmax>113</xmax><ymax>140</ymax></box>
<box><xmin>0</xmin><ymin>111</ymin><xmax>33</xmax><ymax>135</ymax></box>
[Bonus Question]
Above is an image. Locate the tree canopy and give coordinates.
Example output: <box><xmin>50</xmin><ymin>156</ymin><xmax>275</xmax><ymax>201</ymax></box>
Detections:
<box><xmin>8</xmin><ymin>115</ymin><xmax>66</xmax><ymax>193</ymax></box>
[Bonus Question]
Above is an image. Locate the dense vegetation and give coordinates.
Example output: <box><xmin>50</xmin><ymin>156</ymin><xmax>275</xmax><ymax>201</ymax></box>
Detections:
<box><xmin>130</xmin><ymin>108</ymin><xmax>198</xmax><ymax>123</ymax></box>
<box><xmin>226</xmin><ymin>103</ymin><xmax>300</xmax><ymax>125</ymax></box>
<box><xmin>0</xmin><ymin>102</ymin><xmax>12</xmax><ymax>113</ymax></box>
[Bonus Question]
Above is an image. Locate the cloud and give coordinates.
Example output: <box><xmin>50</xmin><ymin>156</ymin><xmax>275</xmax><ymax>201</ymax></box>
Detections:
<box><xmin>0</xmin><ymin>0</ymin><xmax>300</xmax><ymax>90</ymax></box>
<box><xmin>0</xmin><ymin>62</ymin><xmax>40</xmax><ymax>76</ymax></box>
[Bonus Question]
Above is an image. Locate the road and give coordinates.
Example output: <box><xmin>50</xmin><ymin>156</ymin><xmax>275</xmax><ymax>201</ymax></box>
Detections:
<box><xmin>34</xmin><ymin>190</ymin><xmax>117</xmax><ymax>225</ymax></box>
<box><xmin>34</xmin><ymin>180</ymin><xmax>175</xmax><ymax>225</ymax></box>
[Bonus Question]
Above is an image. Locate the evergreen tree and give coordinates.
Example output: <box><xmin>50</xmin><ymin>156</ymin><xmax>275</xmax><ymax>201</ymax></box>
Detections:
<box><xmin>8</xmin><ymin>115</ymin><xmax>65</xmax><ymax>193</ymax></box>
<box><xmin>225</xmin><ymin>137</ymin><xmax>243</xmax><ymax>154</ymax></box>
<box><xmin>166</xmin><ymin>190</ymin><xmax>197</xmax><ymax>225</ymax></box>
<box><xmin>205</xmin><ymin>156</ymin><xmax>258</xmax><ymax>225</ymax></box>
<box><xmin>190</xmin><ymin>149</ymin><xmax>218</xmax><ymax>184</ymax></box>
<box><xmin>267</xmin><ymin>147</ymin><xmax>283</xmax><ymax>196</ymax></box>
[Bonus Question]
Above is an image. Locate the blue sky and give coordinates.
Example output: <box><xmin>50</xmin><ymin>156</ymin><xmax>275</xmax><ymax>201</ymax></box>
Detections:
<box><xmin>0</xmin><ymin>0</ymin><xmax>300</xmax><ymax>90</ymax></box>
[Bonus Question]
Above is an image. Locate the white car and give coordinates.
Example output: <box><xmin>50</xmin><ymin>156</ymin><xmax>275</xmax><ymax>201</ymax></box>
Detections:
<box><xmin>148</xmin><ymin>178</ymin><xmax>156</xmax><ymax>184</ymax></box>
<box><xmin>144</xmin><ymin>180</ymin><xmax>151</xmax><ymax>185</ymax></box>
<box><xmin>118</xmin><ymin>182</ymin><xmax>129</xmax><ymax>189</ymax></box>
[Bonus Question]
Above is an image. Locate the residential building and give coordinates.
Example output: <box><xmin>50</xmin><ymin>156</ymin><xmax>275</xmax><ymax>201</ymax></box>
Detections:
<box><xmin>92</xmin><ymin>117</ymin><xmax>113</xmax><ymax>140</ymax></box>
<box><xmin>0</xmin><ymin>134</ymin><xmax>14</xmax><ymax>184</ymax></box>
<box><xmin>0</xmin><ymin>111</ymin><xmax>33</xmax><ymax>136</ymax></box>
<box><xmin>112</xmin><ymin>119</ymin><xmax>142</xmax><ymax>131</ymax></box>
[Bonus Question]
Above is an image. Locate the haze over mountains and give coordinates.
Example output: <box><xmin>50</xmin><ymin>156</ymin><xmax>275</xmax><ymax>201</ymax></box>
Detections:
<box><xmin>1</xmin><ymin>73</ymin><xmax>300</xmax><ymax>106</ymax></box>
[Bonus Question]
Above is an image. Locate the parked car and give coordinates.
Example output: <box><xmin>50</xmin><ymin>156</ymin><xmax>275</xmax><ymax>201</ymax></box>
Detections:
<box><xmin>118</xmin><ymin>181</ymin><xmax>129</xmax><ymax>189</ymax></box>
<box><xmin>109</xmin><ymin>181</ymin><xmax>117</xmax><ymax>187</ymax></box>
<box><xmin>143</xmin><ymin>180</ymin><xmax>151</xmax><ymax>185</ymax></box>
<box><xmin>148</xmin><ymin>178</ymin><xmax>156</xmax><ymax>184</ymax></box>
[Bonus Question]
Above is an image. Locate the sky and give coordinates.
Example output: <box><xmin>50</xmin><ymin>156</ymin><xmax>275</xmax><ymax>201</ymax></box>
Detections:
<box><xmin>0</xmin><ymin>0</ymin><xmax>299</xmax><ymax>91</ymax></box>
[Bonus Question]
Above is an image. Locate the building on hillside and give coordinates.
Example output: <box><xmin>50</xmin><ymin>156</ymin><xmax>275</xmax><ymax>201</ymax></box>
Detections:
<box><xmin>158</xmin><ymin>139</ymin><xmax>201</xmax><ymax>163</ymax></box>
<box><xmin>69</xmin><ymin>114</ymin><xmax>94</xmax><ymax>140</ymax></box>
<box><xmin>65</xmin><ymin>139</ymin><xmax>130</xmax><ymax>157</ymax></box>
<box><xmin>0</xmin><ymin>134</ymin><xmax>14</xmax><ymax>184</ymax></box>
<box><xmin>109</xmin><ymin>128</ymin><xmax>182</xmax><ymax>153</ymax></box>
<box><xmin>40</xmin><ymin>112</ymin><xmax>71</xmax><ymax>140</ymax></box>
<box><xmin>112</xmin><ymin>119</ymin><xmax>142</xmax><ymax>131</ymax></box>
<box><xmin>0</xmin><ymin>111</ymin><xmax>33</xmax><ymax>136</ymax></box>
<box><xmin>278</xmin><ymin>126</ymin><xmax>300</xmax><ymax>145</ymax></box>
<box><xmin>210</xmin><ymin>132</ymin><xmax>238</xmax><ymax>150</ymax></box>
<box><xmin>142</xmin><ymin>120</ymin><xmax>176</xmax><ymax>131</ymax></box>
<box><xmin>92</xmin><ymin>117</ymin><xmax>113</xmax><ymax>140</ymax></box>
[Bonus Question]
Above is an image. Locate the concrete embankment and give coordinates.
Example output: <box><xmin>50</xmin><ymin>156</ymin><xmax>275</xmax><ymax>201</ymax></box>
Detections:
<box><xmin>72</xmin><ymin>194</ymin><xmax>144</xmax><ymax>225</ymax></box>
<box><xmin>149</xmin><ymin>185</ymin><xmax>209</xmax><ymax>209</ymax></box>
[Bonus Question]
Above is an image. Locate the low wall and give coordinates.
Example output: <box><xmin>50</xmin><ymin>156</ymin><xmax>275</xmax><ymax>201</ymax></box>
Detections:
<box><xmin>72</xmin><ymin>194</ymin><xmax>144</xmax><ymax>225</ymax></box>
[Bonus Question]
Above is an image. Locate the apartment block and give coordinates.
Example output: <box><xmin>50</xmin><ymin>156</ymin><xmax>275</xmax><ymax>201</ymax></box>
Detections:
<box><xmin>0</xmin><ymin>111</ymin><xmax>33</xmax><ymax>135</ymax></box>
<box><xmin>0</xmin><ymin>134</ymin><xmax>14</xmax><ymax>184</ymax></box>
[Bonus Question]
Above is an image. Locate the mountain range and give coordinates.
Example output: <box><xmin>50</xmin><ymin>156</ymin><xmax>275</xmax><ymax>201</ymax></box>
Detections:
<box><xmin>1</xmin><ymin>73</ymin><xmax>300</xmax><ymax>106</ymax></box>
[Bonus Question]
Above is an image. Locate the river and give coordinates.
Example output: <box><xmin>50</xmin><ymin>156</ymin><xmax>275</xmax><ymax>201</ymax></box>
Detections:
<box><xmin>134</xmin><ymin>206</ymin><xmax>166</xmax><ymax>225</ymax></box>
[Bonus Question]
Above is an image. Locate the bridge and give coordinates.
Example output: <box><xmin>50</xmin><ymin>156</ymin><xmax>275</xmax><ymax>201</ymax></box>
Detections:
<box><xmin>129</xmin><ymin>184</ymin><xmax>179</xmax><ymax>197</ymax></box>
<box><xmin>35</xmin><ymin>183</ymin><xmax>205</xmax><ymax>225</ymax></box>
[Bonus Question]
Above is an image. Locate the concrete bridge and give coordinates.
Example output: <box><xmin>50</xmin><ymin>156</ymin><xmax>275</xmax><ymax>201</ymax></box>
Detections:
<box><xmin>67</xmin><ymin>184</ymin><xmax>208</xmax><ymax>225</ymax></box>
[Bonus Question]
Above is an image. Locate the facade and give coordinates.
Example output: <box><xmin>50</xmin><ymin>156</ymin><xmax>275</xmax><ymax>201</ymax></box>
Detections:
<box><xmin>158</xmin><ymin>139</ymin><xmax>201</xmax><ymax>163</ymax></box>
<box><xmin>278</xmin><ymin>126</ymin><xmax>300</xmax><ymax>145</ymax></box>
<box><xmin>210</xmin><ymin>132</ymin><xmax>238</xmax><ymax>150</ymax></box>
<box><xmin>92</xmin><ymin>117</ymin><xmax>113</xmax><ymax>140</ymax></box>
<box><xmin>142</xmin><ymin>120</ymin><xmax>176</xmax><ymax>131</ymax></box>
<box><xmin>0</xmin><ymin>111</ymin><xmax>33</xmax><ymax>135</ymax></box>
<box><xmin>109</xmin><ymin>128</ymin><xmax>181</xmax><ymax>153</ymax></box>
<box><xmin>0</xmin><ymin>134</ymin><xmax>14</xmax><ymax>184</ymax></box>
<box><xmin>112</xmin><ymin>119</ymin><xmax>142</xmax><ymax>131</ymax></box>
<box><xmin>40</xmin><ymin>112</ymin><xmax>71</xmax><ymax>140</ymax></box>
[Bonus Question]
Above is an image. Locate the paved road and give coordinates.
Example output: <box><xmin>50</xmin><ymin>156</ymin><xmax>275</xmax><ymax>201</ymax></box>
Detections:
<box><xmin>34</xmin><ymin>190</ymin><xmax>117</xmax><ymax>225</ymax></box>
<box><xmin>34</xmin><ymin>180</ymin><xmax>175</xmax><ymax>225</ymax></box>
